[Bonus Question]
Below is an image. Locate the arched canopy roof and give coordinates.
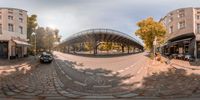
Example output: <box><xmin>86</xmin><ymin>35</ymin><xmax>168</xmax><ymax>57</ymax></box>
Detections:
<box><xmin>61</xmin><ymin>28</ymin><xmax>143</xmax><ymax>48</ymax></box>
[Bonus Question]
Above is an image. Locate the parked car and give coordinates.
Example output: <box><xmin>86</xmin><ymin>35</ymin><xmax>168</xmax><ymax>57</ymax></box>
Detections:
<box><xmin>39</xmin><ymin>52</ymin><xmax>53</xmax><ymax>63</ymax></box>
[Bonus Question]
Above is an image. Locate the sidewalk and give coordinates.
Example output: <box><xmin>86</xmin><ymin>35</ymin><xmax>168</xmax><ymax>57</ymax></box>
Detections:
<box><xmin>170</xmin><ymin>59</ymin><xmax>200</xmax><ymax>70</ymax></box>
<box><xmin>0</xmin><ymin>56</ymin><xmax>36</xmax><ymax>69</ymax></box>
<box><xmin>136</xmin><ymin>58</ymin><xmax>200</xmax><ymax>98</ymax></box>
<box><xmin>0</xmin><ymin>56</ymin><xmax>39</xmax><ymax>75</ymax></box>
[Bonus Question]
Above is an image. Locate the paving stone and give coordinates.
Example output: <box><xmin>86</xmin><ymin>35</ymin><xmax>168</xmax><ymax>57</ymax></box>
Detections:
<box><xmin>81</xmin><ymin>95</ymin><xmax>115</xmax><ymax>99</ymax></box>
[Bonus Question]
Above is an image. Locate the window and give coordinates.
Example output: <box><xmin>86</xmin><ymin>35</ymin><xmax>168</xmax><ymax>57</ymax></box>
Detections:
<box><xmin>8</xmin><ymin>23</ymin><xmax>14</xmax><ymax>32</ymax></box>
<box><xmin>8</xmin><ymin>9</ymin><xmax>13</xmax><ymax>14</ymax></box>
<box><xmin>178</xmin><ymin>21</ymin><xmax>186</xmax><ymax>29</ymax></box>
<box><xmin>169</xmin><ymin>26</ymin><xmax>173</xmax><ymax>33</ymax></box>
<box><xmin>177</xmin><ymin>9</ymin><xmax>185</xmax><ymax>18</ymax></box>
<box><xmin>19</xmin><ymin>10</ymin><xmax>22</xmax><ymax>13</ymax></box>
<box><xmin>178</xmin><ymin>13</ymin><xmax>185</xmax><ymax>18</ymax></box>
<box><xmin>8</xmin><ymin>16</ymin><xmax>13</xmax><ymax>20</ymax></box>
<box><xmin>169</xmin><ymin>13</ymin><xmax>173</xmax><ymax>16</ymax></box>
<box><xmin>19</xmin><ymin>26</ymin><xmax>23</xmax><ymax>34</ymax></box>
<box><xmin>197</xmin><ymin>15</ymin><xmax>200</xmax><ymax>20</ymax></box>
<box><xmin>19</xmin><ymin>13</ymin><xmax>23</xmax><ymax>16</ymax></box>
<box><xmin>169</xmin><ymin>17</ymin><xmax>173</xmax><ymax>23</ymax></box>
<box><xmin>0</xmin><ymin>24</ymin><xmax>2</xmax><ymax>34</ymax></box>
<box><xmin>177</xmin><ymin>9</ymin><xmax>185</xmax><ymax>13</ymax></box>
<box><xmin>19</xmin><ymin>18</ymin><xmax>23</xmax><ymax>22</ymax></box>
<box><xmin>197</xmin><ymin>23</ymin><xmax>200</xmax><ymax>33</ymax></box>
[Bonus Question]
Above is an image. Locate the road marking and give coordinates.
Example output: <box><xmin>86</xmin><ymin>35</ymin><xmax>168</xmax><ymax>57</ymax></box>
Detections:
<box><xmin>117</xmin><ymin>69</ymin><xmax>124</xmax><ymax>73</ymax></box>
<box><xmin>108</xmin><ymin>79</ymin><xmax>114</xmax><ymax>82</ymax></box>
<box><xmin>85</xmin><ymin>72</ymin><xmax>94</xmax><ymax>75</ymax></box>
<box><xmin>58</xmin><ymin>66</ymin><xmax>62</xmax><ymax>70</ymax></box>
<box><xmin>61</xmin><ymin>70</ymin><xmax>65</xmax><ymax>74</ymax></box>
<box><xmin>93</xmin><ymin>85</ymin><xmax>112</xmax><ymax>88</ymax></box>
<box><xmin>137</xmin><ymin>67</ymin><xmax>143</xmax><ymax>74</ymax></box>
<box><xmin>65</xmin><ymin>74</ymin><xmax>72</xmax><ymax>80</ymax></box>
<box><xmin>74</xmin><ymin>81</ymin><xmax>86</xmax><ymax>86</ymax></box>
<box><xmin>112</xmin><ymin>72</ymin><xmax>118</xmax><ymax>75</ymax></box>
<box><xmin>123</xmin><ymin>80</ymin><xmax>130</xmax><ymax>83</ymax></box>
<box><xmin>131</xmin><ymin>76</ymin><xmax>135</xmax><ymax>80</ymax></box>
<box><xmin>125</xmin><ymin>67</ymin><xmax>130</xmax><ymax>70</ymax></box>
<box><xmin>78</xmin><ymin>69</ymin><xmax>84</xmax><ymax>73</ymax></box>
<box><xmin>96</xmin><ymin>73</ymin><xmax>106</xmax><ymax>76</ymax></box>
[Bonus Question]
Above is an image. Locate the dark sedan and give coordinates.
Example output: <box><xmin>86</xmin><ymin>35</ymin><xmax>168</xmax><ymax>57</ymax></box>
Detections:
<box><xmin>40</xmin><ymin>52</ymin><xmax>53</xmax><ymax>63</ymax></box>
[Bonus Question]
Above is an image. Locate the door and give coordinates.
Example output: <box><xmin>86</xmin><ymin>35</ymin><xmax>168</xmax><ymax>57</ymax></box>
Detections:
<box><xmin>197</xmin><ymin>42</ymin><xmax>200</xmax><ymax>58</ymax></box>
<box><xmin>0</xmin><ymin>42</ymin><xmax>8</xmax><ymax>58</ymax></box>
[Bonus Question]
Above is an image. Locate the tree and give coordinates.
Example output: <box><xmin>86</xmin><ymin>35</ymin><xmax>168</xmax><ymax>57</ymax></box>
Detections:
<box><xmin>135</xmin><ymin>17</ymin><xmax>166</xmax><ymax>52</ymax></box>
<box><xmin>27</xmin><ymin>15</ymin><xmax>38</xmax><ymax>41</ymax></box>
<box><xmin>27</xmin><ymin>15</ymin><xmax>38</xmax><ymax>55</ymax></box>
<box><xmin>29</xmin><ymin>26</ymin><xmax>62</xmax><ymax>53</ymax></box>
<box><xmin>84</xmin><ymin>42</ymin><xmax>93</xmax><ymax>53</ymax></box>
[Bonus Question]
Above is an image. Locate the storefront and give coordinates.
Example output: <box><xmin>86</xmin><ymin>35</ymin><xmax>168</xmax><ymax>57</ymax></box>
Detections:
<box><xmin>162</xmin><ymin>36</ymin><xmax>195</xmax><ymax>59</ymax></box>
<box><xmin>10</xmin><ymin>39</ymin><xmax>30</xmax><ymax>59</ymax></box>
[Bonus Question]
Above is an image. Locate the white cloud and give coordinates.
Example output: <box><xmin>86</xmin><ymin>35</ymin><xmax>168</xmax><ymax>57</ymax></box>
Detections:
<box><xmin>0</xmin><ymin>0</ymin><xmax>200</xmax><ymax>43</ymax></box>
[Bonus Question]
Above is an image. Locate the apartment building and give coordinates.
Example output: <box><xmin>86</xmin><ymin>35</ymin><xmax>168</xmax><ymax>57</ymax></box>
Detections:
<box><xmin>160</xmin><ymin>7</ymin><xmax>200</xmax><ymax>60</ymax></box>
<box><xmin>0</xmin><ymin>8</ymin><xmax>30</xmax><ymax>59</ymax></box>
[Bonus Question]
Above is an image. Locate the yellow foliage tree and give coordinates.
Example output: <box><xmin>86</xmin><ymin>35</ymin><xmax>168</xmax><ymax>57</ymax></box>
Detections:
<box><xmin>135</xmin><ymin>17</ymin><xmax>166</xmax><ymax>52</ymax></box>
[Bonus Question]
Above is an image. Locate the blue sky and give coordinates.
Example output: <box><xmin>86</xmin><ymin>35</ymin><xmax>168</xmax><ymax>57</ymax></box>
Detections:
<box><xmin>0</xmin><ymin>0</ymin><xmax>200</xmax><ymax>43</ymax></box>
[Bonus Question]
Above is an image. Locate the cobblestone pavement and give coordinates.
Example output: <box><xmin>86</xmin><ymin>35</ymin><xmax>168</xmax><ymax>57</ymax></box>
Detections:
<box><xmin>0</xmin><ymin>60</ymin><xmax>68</xmax><ymax>100</ymax></box>
<box><xmin>0</xmin><ymin>52</ymin><xmax>152</xmax><ymax>100</ymax></box>
<box><xmin>53</xmin><ymin>51</ymin><xmax>150</xmax><ymax>98</ymax></box>
<box><xmin>2</xmin><ymin>52</ymin><xmax>200</xmax><ymax>99</ymax></box>
<box><xmin>0</xmin><ymin>56</ymin><xmax>35</xmax><ymax>69</ymax></box>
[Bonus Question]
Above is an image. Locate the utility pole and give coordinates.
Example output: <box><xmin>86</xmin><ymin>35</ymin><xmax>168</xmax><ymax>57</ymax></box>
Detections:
<box><xmin>32</xmin><ymin>32</ymin><xmax>37</xmax><ymax>59</ymax></box>
<box><xmin>153</xmin><ymin>36</ymin><xmax>157</xmax><ymax>64</ymax></box>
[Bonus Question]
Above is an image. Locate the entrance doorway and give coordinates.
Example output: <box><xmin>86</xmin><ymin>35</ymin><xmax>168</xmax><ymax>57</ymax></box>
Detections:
<box><xmin>0</xmin><ymin>41</ymin><xmax>8</xmax><ymax>58</ymax></box>
<box><xmin>16</xmin><ymin>46</ymin><xmax>23</xmax><ymax>58</ymax></box>
<box><xmin>197</xmin><ymin>42</ymin><xmax>200</xmax><ymax>58</ymax></box>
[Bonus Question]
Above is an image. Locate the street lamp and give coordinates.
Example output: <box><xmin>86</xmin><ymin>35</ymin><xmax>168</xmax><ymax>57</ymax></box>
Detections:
<box><xmin>32</xmin><ymin>32</ymin><xmax>37</xmax><ymax>59</ymax></box>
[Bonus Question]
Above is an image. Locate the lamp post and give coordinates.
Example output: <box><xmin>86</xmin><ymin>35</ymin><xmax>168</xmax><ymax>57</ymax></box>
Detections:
<box><xmin>32</xmin><ymin>32</ymin><xmax>36</xmax><ymax>59</ymax></box>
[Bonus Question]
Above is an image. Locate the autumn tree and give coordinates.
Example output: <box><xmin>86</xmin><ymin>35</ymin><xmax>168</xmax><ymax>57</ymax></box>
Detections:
<box><xmin>84</xmin><ymin>42</ymin><xmax>93</xmax><ymax>53</ymax></box>
<box><xmin>135</xmin><ymin>17</ymin><xmax>166</xmax><ymax>52</ymax></box>
<box><xmin>27</xmin><ymin>15</ymin><xmax>38</xmax><ymax>54</ymax></box>
<box><xmin>34</xmin><ymin>27</ymin><xmax>61</xmax><ymax>52</ymax></box>
<box><xmin>27</xmin><ymin>15</ymin><xmax>38</xmax><ymax>40</ymax></box>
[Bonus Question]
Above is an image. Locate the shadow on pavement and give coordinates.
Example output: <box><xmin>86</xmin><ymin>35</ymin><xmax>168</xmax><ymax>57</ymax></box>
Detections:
<box><xmin>62</xmin><ymin>52</ymin><xmax>143</xmax><ymax>58</ymax></box>
<box><xmin>134</xmin><ymin>67</ymin><xmax>200</xmax><ymax>98</ymax></box>
<box><xmin>0</xmin><ymin>56</ymin><xmax>35</xmax><ymax>68</ymax></box>
<box><xmin>189</xmin><ymin>61</ymin><xmax>200</xmax><ymax>66</ymax></box>
<box><xmin>55</xmin><ymin>58</ymin><xmax>139</xmax><ymax>95</ymax></box>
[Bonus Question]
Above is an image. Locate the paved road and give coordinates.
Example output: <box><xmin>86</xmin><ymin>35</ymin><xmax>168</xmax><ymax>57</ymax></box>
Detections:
<box><xmin>0</xmin><ymin>51</ymin><xmax>151</xmax><ymax>99</ymax></box>
<box><xmin>53</xmin><ymin>51</ymin><xmax>149</xmax><ymax>96</ymax></box>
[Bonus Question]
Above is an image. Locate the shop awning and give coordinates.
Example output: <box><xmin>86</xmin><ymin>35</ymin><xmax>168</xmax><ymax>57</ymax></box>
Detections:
<box><xmin>168</xmin><ymin>38</ymin><xmax>192</xmax><ymax>46</ymax></box>
<box><xmin>12</xmin><ymin>39</ymin><xmax>31</xmax><ymax>46</ymax></box>
<box><xmin>171</xmin><ymin>38</ymin><xmax>192</xmax><ymax>44</ymax></box>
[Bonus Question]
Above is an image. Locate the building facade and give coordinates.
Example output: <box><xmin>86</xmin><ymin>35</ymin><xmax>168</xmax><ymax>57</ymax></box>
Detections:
<box><xmin>160</xmin><ymin>7</ymin><xmax>200</xmax><ymax>60</ymax></box>
<box><xmin>0</xmin><ymin>8</ymin><xmax>30</xmax><ymax>59</ymax></box>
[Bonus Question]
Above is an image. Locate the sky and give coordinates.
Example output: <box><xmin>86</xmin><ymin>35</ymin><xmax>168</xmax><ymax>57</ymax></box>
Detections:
<box><xmin>0</xmin><ymin>0</ymin><xmax>200</xmax><ymax>43</ymax></box>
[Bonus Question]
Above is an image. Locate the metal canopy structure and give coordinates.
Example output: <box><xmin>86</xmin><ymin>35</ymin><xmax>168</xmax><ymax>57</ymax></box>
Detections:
<box><xmin>57</xmin><ymin>28</ymin><xmax>144</xmax><ymax>55</ymax></box>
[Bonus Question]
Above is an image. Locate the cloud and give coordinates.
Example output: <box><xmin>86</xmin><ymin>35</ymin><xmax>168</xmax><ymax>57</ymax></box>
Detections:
<box><xmin>0</xmin><ymin>0</ymin><xmax>200</xmax><ymax>43</ymax></box>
